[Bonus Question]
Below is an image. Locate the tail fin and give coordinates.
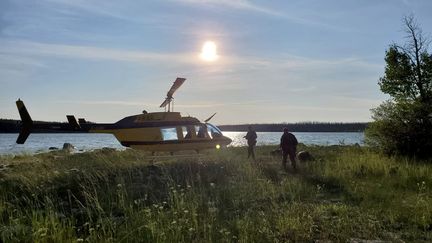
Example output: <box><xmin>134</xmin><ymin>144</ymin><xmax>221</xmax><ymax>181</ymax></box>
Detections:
<box><xmin>16</xmin><ymin>99</ymin><xmax>33</xmax><ymax>144</ymax></box>
<box><xmin>67</xmin><ymin>115</ymin><xmax>81</xmax><ymax>130</ymax></box>
<box><xmin>78</xmin><ymin>118</ymin><xmax>86</xmax><ymax>125</ymax></box>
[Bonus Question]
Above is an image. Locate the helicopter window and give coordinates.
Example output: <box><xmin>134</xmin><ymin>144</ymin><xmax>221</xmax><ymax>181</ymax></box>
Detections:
<box><xmin>182</xmin><ymin>126</ymin><xmax>193</xmax><ymax>139</ymax></box>
<box><xmin>195</xmin><ymin>125</ymin><xmax>208</xmax><ymax>138</ymax></box>
<box><xmin>207</xmin><ymin>124</ymin><xmax>222</xmax><ymax>139</ymax></box>
<box><xmin>161</xmin><ymin>127</ymin><xmax>178</xmax><ymax>141</ymax></box>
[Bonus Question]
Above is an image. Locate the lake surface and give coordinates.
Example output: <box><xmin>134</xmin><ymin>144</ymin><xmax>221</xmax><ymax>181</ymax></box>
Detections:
<box><xmin>0</xmin><ymin>132</ymin><xmax>364</xmax><ymax>155</ymax></box>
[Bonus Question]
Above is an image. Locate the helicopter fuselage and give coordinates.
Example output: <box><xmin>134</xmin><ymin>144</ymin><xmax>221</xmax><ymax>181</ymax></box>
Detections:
<box><xmin>77</xmin><ymin>112</ymin><xmax>232</xmax><ymax>152</ymax></box>
<box><xmin>15</xmin><ymin>77</ymin><xmax>232</xmax><ymax>152</ymax></box>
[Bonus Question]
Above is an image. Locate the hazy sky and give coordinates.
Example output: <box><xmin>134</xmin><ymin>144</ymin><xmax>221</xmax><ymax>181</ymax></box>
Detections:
<box><xmin>1</xmin><ymin>0</ymin><xmax>432</xmax><ymax>124</ymax></box>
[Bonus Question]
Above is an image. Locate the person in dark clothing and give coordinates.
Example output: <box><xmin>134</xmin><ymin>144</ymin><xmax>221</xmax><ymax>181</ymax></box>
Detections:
<box><xmin>244</xmin><ymin>126</ymin><xmax>257</xmax><ymax>160</ymax></box>
<box><xmin>197</xmin><ymin>126</ymin><xmax>207</xmax><ymax>138</ymax></box>
<box><xmin>184</xmin><ymin>126</ymin><xmax>193</xmax><ymax>139</ymax></box>
<box><xmin>280</xmin><ymin>127</ymin><xmax>298</xmax><ymax>170</ymax></box>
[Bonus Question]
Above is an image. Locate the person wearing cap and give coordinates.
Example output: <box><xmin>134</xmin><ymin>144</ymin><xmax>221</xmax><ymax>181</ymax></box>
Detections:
<box><xmin>280</xmin><ymin>127</ymin><xmax>298</xmax><ymax>170</ymax></box>
<box><xmin>244</xmin><ymin>126</ymin><xmax>257</xmax><ymax>160</ymax></box>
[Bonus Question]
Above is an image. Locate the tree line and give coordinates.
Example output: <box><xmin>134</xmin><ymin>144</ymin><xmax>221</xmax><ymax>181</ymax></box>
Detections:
<box><xmin>0</xmin><ymin>119</ymin><xmax>367</xmax><ymax>133</ymax></box>
<box><xmin>0</xmin><ymin>119</ymin><xmax>76</xmax><ymax>133</ymax></box>
<box><xmin>218</xmin><ymin>122</ymin><xmax>367</xmax><ymax>132</ymax></box>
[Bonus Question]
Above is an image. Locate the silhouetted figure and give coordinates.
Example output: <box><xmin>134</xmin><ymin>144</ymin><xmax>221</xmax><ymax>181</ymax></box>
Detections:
<box><xmin>280</xmin><ymin>127</ymin><xmax>298</xmax><ymax>170</ymax></box>
<box><xmin>184</xmin><ymin>127</ymin><xmax>193</xmax><ymax>139</ymax></box>
<box><xmin>244</xmin><ymin>126</ymin><xmax>257</xmax><ymax>160</ymax></box>
<box><xmin>197</xmin><ymin>126</ymin><xmax>206</xmax><ymax>138</ymax></box>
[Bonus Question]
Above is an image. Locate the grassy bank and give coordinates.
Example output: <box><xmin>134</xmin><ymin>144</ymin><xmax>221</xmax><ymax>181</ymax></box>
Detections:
<box><xmin>0</xmin><ymin>145</ymin><xmax>431</xmax><ymax>242</ymax></box>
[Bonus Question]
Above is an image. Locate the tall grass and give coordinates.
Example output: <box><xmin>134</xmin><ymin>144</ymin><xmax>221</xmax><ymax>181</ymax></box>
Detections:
<box><xmin>0</xmin><ymin>145</ymin><xmax>431</xmax><ymax>242</ymax></box>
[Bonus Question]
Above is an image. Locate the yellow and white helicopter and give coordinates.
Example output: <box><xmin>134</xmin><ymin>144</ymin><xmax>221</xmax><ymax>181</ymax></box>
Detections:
<box><xmin>16</xmin><ymin>77</ymin><xmax>232</xmax><ymax>152</ymax></box>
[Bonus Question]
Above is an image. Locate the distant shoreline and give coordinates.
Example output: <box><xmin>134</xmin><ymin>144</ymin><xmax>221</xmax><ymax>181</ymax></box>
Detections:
<box><xmin>218</xmin><ymin>123</ymin><xmax>367</xmax><ymax>132</ymax></box>
<box><xmin>0</xmin><ymin>119</ymin><xmax>367</xmax><ymax>133</ymax></box>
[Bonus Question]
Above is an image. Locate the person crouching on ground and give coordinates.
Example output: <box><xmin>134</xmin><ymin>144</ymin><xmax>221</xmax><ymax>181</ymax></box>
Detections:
<box><xmin>244</xmin><ymin>126</ymin><xmax>257</xmax><ymax>160</ymax></box>
<box><xmin>280</xmin><ymin>127</ymin><xmax>298</xmax><ymax>170</ymax></box>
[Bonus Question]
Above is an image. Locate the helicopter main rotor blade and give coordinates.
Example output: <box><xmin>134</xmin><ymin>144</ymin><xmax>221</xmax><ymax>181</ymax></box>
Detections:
<box><xmin>160</xmin><ymin>98</ymin><xmax>171</xmax><ymax>108</ymax></box>
<box><xmin>204</xmin><ymin>112</ymin><xmax>217</xmax><ymax>123</ymax></box>
<box><xmin>166</xmin><ymin>77</ymin><xmax>186</xmax><ymax>98</ymax></box>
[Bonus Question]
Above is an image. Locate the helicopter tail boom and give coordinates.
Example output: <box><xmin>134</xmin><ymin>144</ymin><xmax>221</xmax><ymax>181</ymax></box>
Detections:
<box><xmin>66</xmin><ymin>115</ymin><xmax>116</xmax><ymax>133</ymax></box>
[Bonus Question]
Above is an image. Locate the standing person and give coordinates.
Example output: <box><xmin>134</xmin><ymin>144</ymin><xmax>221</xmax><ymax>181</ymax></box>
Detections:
<box><xmin>244</xmin><ymin>126</ymin><xmax>257</xmax><ymax>160</ymax></box>
<box><xmin>280</xmin><ymin>127</ymin><xmax>298</xmax><ymax>170</ymax></box>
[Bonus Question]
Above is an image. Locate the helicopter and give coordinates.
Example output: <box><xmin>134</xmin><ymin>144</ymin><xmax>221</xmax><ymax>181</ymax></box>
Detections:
<box><xmin>15</xmin><ymin>77</ymin><xmax>233</xmax><ymax>152</ymax></box>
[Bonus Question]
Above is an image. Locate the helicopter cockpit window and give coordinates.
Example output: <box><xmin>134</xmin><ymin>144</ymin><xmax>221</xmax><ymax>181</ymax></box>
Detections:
<box><xmin>182</xmin><ymin>126</ymin><xmax>193</xmax><ymax>139</ymax></box>
<box><xmin>195</xmin><ymin>125</ymin><xmax>208</xmax><ymax>138</ymax></box>
<box><xmin>161</xmin><ymin>127</ymin><xmax>178</xmax><ymax>141</ymax></box>
<box><xmin>207</xmin><ymin>124</ymin><xmax>222</xmax><ymax>139</ymax></box>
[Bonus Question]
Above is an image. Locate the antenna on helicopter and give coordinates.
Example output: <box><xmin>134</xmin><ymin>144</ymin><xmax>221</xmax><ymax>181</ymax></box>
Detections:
<box><xmin>160</xmin><ymin>77</ymin><xmax>186</xmax><ymax>112</ymax></box>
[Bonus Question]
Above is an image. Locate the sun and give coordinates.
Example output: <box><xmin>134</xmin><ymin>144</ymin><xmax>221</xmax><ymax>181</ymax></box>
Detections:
<box><xmin>200</xmin><ymin>41</ymin><xmax>219</xmax><ymax>62</ymax></box>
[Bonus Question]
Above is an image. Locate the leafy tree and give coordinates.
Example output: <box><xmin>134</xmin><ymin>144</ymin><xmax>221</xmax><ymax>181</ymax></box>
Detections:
<box><xmin>366</xmin><ymin>16</ymin><xmax>432</xmax><ymax>158</ymax></box>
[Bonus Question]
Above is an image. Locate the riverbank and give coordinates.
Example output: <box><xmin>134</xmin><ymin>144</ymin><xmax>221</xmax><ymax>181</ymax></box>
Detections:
<box><xmin>0</xmin><ymin>145</ymin><xmax>431</xmax><ymax>242</ymax></box>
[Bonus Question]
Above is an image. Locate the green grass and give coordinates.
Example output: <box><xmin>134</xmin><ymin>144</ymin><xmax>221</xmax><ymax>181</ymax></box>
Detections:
<box><xmin>0</xmin><ymin>145</ymin><xmax>431</xmax><ymax>242</ymax></box>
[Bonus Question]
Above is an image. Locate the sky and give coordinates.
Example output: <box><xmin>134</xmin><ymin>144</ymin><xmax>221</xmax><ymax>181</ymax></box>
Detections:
<box><xmin>1</xmin><ymin>0</ymin><xmax>432</xmax><ymax>125</ymax></box>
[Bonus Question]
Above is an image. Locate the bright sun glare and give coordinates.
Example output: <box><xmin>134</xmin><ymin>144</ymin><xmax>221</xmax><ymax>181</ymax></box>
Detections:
<box><xmin>200</xmin><ymin>41</ymin><xmax>219</xmax><ymax>62</ymax></box>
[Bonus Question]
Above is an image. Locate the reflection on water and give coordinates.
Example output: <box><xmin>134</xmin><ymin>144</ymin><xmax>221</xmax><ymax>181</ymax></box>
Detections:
<box><xmin>0</xmin><ymin>132</ymin><xmax>364</xmax><ymax>155</ymax></box>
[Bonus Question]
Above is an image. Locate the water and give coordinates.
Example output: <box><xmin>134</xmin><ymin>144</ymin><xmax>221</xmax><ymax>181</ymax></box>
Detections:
<box><xmin>0</xmin><ymin>133</ymin><xmax>125</xmax><ymax>155</ymax></box>
<box><xmin>0</xmin><ymin>132</ymin><xmax>364</xmax><ymax>155</ymax></box>
<box><xmin>225</xmin><ymin>132</ymin><xmax>364</xmax><ymax>147</ymax></box>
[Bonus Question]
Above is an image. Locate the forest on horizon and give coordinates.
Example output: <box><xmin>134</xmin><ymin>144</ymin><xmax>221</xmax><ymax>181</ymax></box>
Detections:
<box><xmin>0</xmin><ymin>119</ymin><xmax>367</xmax><ymax>133</ymax></box>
